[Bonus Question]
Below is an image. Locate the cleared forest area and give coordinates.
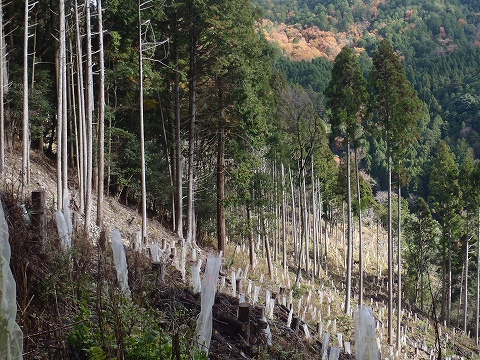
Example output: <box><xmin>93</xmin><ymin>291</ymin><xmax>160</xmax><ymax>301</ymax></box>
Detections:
<box><xmin>0</xmin><ymin>148</ymin><xmax>478</xmax><ymax>359</ymax></box>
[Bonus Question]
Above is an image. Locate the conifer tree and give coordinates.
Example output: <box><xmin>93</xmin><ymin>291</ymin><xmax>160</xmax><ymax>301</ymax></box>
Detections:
<box><xmin>429</xmin><ymin>140</ymin><xmax>462</xmax><ymax>328</ymax></box>
<box><xmin>325</xmin><ymin>46</ymin><xmax>368</xmax><ymax>314</ymax></box>
<box><xmin>369</xmin><ymin>39</ymin><xmax>423</xmax><ymax>346</ymax></box>
<box><xmin>203</xmin><ymin>0</ymin><xmax>271</xmax><ymax>254</ymax></box>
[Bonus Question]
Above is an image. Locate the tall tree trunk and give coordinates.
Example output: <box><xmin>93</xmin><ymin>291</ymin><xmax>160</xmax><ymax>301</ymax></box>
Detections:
<box><xmin>67</xmin><ymin>43</ymin><xmax>74</xmax><ymax>168</ymax></box>
<box><xmin>289</xmin><ymin>166</ymin><xmax>297</xmax><ymax>262</ymax></box>
<box><xmin>325</xmin><ymin>201</ymin><xmax>329</xmax><ymax>264</ymax></box>
<box><xmin>312</xmin><ymin>157</ymin><xmax>317</xmax><ymax>278</ymax></box>
<box><xmin>71</xmin><ymin>42</ymin><xmax>80</xmax><ymax>201</ymax></box>
<box><xmin>420</xmin><ymin>240</ymin><xmax>424</xmax><ymax>311</ymax></box>
<box><xmin>262</xmin><ymin>208</ymin><xmax>273</xmax><ymax>279</ymax></box>
<box><xmin>22</xmin><ymin>0</ymin><xmax>30</xmax><ymax>196</ymax></box>
<box><xmin>397</xmin><ymin>180</ymin><xmax>402</xmax><ymax>350</ymax></box>
<box><xmin>31</xmin><ymin>12</ymin><xmax>44</xmax><ymax>152</ymax></box>
<box><xmin>217</xmin><ymin>123</ymin><xmax>226</xmax><ymax>253</ymax></box>
<box><xmin>158</xmin><ymin>93</ymin><xmax>175</xmax><ymax>230</ymax></box>
<box><xmin>96</xmin><ymin>0</ymin><xmax>105</xmax><ymax>227</ymax></box>
<box><xmin>186</xmin><ymin>0</ymin><xmax>197</xmax><ymax>244</ymax></box>
<box><xmin>281</xmin><ymin>163</ymin><xmax>287</xmax><ymax>272</ymax></box>
<box><xmin>457</xmin><ymin>264</ymin><xmax>464</xmax><ymax>328</ymax></box>
<box><xmin>440</xmin><ymin>228</ymin><xmax>447</xmax><ymax>324</ymax></box>
<box><xmin>476</xmin><ymin>207</ymin><xmax>480</xmax><ymax>345</ymax></box>
<box><xmin>30</xmin><ymin>10</ymin><xmax>36</xmax><ymax>89</ymax></box>
<box><xmin>85</xmin><ymin>0</ymin><xmax>94</xmax><ymax>229</ymax></box>
<box><xmin>345</xmin><ymin>141</ymin><xmax>353</xmax><ymax>315</ymax></box>
<box><xmin>74</xmin><ymin>0</ymin><xmax>86</xmax><ymax>214</ymax></box>
<box><xmin>342</xmin><ymin>201</ymin><xmax>346</xmax><ymax>268</ymax></box>
<box><xmin>138</xmin><ymin>0</ymin><xmax>147</xmax><ymax>242</ymax></box>
<box><xmin>302</xmin><ymin>160</ymin><xmax>309</xmax><ymax>277</ymax></box>
<box><xmin>274</xmin><ymin>162</ymin><xmax>279</xmax><ymax>262</ymax></box>
<box><xmin>387</xmin><ymin>150</ymin><xmax>393</xmax><ymax>345</ymax></box>
<box><xmin>355</xmin><ymin>148</ymin><xmax>363</xmax><ymax>308</ymax></box>
<box><xmin>56</xmin><ymin>0</ymin><xmax>67</xmax><ymax>209</ymax></box>
<box><xmin>463</xmin><ymin>228</ymin><xmax>469</xmax><ymax>333</ymax></box>
<box><xmin>448</xmin><ymin>229</ymin><xmax>452</xmax><ymax>327</ymax></box>
<box><xmin>295</xmin><ymin>160</ymin><xmax>307</xmax><ymax>284</ymax></box>
<box><xmin>174</xmin><ymin>14</ymin><xmax>183</xmax><ymax>239</ymax></box>
<box><xmin>318</xmin><ymin>181</ymin><xmax>323</xmax><ymax>276</ymax></box>
<box><xmin>61</xmin><ymin>0</ymin><xmax>68</xmax><ymax>205</ymax></box>
<box><xmin>247</xmin><ymin>204</ymin><xmax>254</xmax><ymax>266</ymax></box>
<box><xmin>0</xmin><ymin>0</ymin><xmax>4</xmax><ymax>172</ymax></box>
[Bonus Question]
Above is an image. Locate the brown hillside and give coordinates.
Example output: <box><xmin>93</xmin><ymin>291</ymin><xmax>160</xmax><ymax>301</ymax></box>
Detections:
<box><xmin>261</xmin><ymin>19</ymin><xmax>368</xmax><ymax>61</ymax></box>
<box><xmin>1</xmin><ymin>148</ymin><xmax>176</xmax><ymax>246</ymax></box>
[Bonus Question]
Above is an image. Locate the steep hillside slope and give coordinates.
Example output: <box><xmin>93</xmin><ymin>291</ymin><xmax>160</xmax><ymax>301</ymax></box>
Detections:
<box><xmin>1</xmin><ymin>147</ymin><xmax>479</xmax><ymax>359</ymax></box>
<box><xmin>1</xmin><ymin>148</ymin><xmax>174</xmax><ymax>246</ymax></box>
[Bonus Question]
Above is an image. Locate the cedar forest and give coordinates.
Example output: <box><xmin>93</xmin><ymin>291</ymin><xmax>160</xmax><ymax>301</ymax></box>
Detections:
<box><xmin>1</xmin><ymin>0</ymin><xmax>480</xmax><ymax>359</ymax></box>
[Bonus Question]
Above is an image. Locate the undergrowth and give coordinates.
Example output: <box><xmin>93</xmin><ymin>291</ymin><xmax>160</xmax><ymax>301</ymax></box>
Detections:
<box><xmin>2</xmin><ymin>190</ymin><xmax>206</xmax><ymax>360</ymax></box>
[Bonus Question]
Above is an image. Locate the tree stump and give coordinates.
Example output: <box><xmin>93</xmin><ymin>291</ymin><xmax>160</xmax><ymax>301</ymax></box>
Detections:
<box><xmin>152</xmin><ymin>261</ymin><xmax>165</xmax><ymax>285</ymax></box>
<box><xmin>238</xmin><ymin>302</ymin><xmax>251</xmax><ymax>342</ymax></box>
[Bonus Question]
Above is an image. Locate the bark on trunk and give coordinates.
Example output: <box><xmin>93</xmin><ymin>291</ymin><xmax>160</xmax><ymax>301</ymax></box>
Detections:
<box><xmin>463</xmin><ymin>229</ymin><xmax>469</xmax><ymax>333</ymax></box>
<box><xmin>355</xmin><ymin>148</ymin><xmax>363</xmax><ymax>308</ymax></box>
<box><xmin>387</xmin><ymin>152</ymin><xmax>393</xmax><ymax>345</ymax></box>
<box><xmin>61</xmin><ymin>0</ymin><xmax>68</xmax><ymax>205</ymax></box>
<box><xmin>85</xmin><ymin>0</ymin><xmax>94</xmax><ymax>230</ymax></box>
<box><xmin>22</xmin><ymin>0</ymin><xmax>30</xmax><ymax>195</ymax></box>
<box><xmin>281</xmin><ymin>163</ymin><xmax>287</xmax><ymax>272</ymax></box>
<box><xmin>345</xmin><ymin>141</ymin><xmax>352</xmax><ymax>315</ymax></box>
<box><xmin>74</xmin><ymin>0</ymin><xmax>86</xmax><ymax>214</ymax></box>
<box><xmin>440</xmin><ymin>229</ymin><xmax>447</xmax><ymax>324</ymax></box>
<box><xmin>96</xmin><ymin>0</ymin><xmax>105</xmax><ymax>227</ymax></box>
<box><xmin>289</xmin><ymin>166</ymin><xmax>298</xmax><ymax>262</ymax></box>
<box><xmin>397</xmin><ymin>180</ymin><xmax>402</xmax><ymax>350</ymax></box>
<box><xmin>448</xmin><ymin>229</ymin><xmax>452</xmax><ymax>327</ymax></box>
<box><xmin>476</xmin><ymin>208</ymin><xmax>480</xmax><ymax>345</ymax></box>
<box><xmin>138</xmin><ymin>0</ymin><xmax>147</xmax><ymax>242</ymax></box>
<box><xmin>174</xmin><ymin>18</ymin><xmax>183</xmax><ymax>239</ymax></box>
<box><xmin>302</xmin><ymin>161</ymin><xmax>309</xmax><ymax>277</ymax></box>
<box><xmin>217</xmin><ymin>125</ymin><xmax>226</xmax><ymax>253</ymax></box>
<box><xmin>312</xmin><ymin>157</ymin><xmax>317</xmax><ymax>278</ymax></box>
<box><xmin>0</xmin><ymin>0</ymin><xmax>4</xmax><ymax>172</ymax></box>
<box><xmin>263</xmin><ymin>209</ymin><xmax>273</xmax><ymax>280</ymax></box>
<box><xmin>247</xmin><ymin>205</ymin><xmax>254</xmax><ymax>266</ymax></box>
<box><xmin>186</xmin><ymin>2</ymin><xmax>197</xmax><ymax>244</ymax></box>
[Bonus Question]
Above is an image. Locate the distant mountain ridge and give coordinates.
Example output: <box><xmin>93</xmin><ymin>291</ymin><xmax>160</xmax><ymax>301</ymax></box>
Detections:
<box><xmin>256</xmin><ymin>0</ymin><xmax>480</xmax><ymax>169</ymax></box>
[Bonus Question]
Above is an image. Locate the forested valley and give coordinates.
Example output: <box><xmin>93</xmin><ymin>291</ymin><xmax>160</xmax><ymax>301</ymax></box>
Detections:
<box><xmin>0</xmin><ymin>0</ymin><xmax>479</xmax><ymax>359</ymax></box>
